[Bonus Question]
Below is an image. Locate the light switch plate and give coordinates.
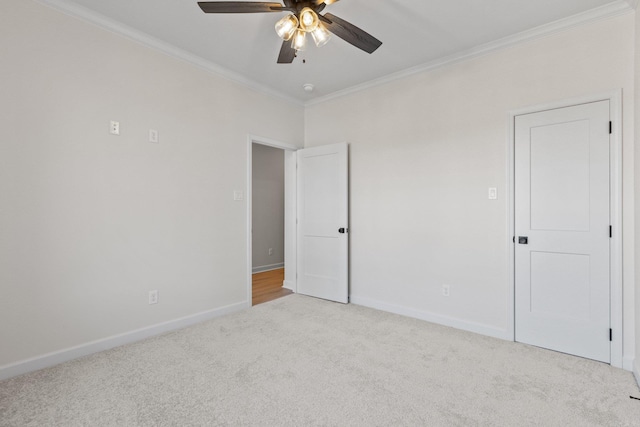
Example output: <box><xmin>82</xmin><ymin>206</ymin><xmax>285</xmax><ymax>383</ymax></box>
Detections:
<box><xmin>233</xmin><ymin>190</ymin><xmax>244</xmax><ymax>201</ymax></box>
<box><xmin>488</xmin><ymin>187</ymin><xmax>497</xmax><ymax>200</ymax></box>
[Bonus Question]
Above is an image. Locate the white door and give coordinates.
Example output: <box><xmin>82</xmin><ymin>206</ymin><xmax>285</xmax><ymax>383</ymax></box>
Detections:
<box><xmin>297</xmin><ymin>143</ymin><xmax>349</xmax><ymax>303</ymax></box>
<box><xmin>515</xmin><ymin>100</ymin><xmax>610</xmax><ymax>363</ymax></box>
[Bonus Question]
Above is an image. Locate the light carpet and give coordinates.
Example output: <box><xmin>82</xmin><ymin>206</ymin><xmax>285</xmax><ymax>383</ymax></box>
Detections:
<box><xmin>1</xmin><ymin>294</ymin><xmax>639</xmax><ymax>426</ymax></box>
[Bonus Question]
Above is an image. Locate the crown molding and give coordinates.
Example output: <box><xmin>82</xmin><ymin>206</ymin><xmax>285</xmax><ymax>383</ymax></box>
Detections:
<box><xmin>34</xmin><ymin>0</ymin><xmax>303</xmax><ymax>106</ymax></box>
<box><xmin>306</xmin><ymin>0</ymin><xmax>634</xmax><ymax>106</ymax></box>
<box><xmin>33</xmin><ymin>0</ymin><xmax>635</xmax><ymax>109</ymax></box>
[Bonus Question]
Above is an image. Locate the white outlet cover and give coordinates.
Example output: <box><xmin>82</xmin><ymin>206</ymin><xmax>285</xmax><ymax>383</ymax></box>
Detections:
<box><xmin>233</xmin><ymin>190</ymin><xmax>244</xmax><ymax>201</ymax></box>
<box><xmin>110</xmin><ymin>121</ymin><xmax>120</xmax><ymax>135</ymax></box>
<box><xmin>148</xmin><ymin>290</ymin><xmax>159</xmax><ymax>305</ymax></box>
<box><xmin>442</xmin><ymin>284</ymin><xmax>450</xmax><ymax>297</ymax></box>
<box><xmin>149</xmin><ymin>129</ymin><xmax>159</xmax><ymax>143</ymax></box>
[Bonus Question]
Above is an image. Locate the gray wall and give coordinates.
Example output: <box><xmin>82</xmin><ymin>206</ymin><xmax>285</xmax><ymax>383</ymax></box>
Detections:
<box><xmin>252</xmin><ymin>144</ymin><xmax>285</xmax><ymax>271</ymax></box>
<box><xmin>0</xmin><ymin>0</ymin><xmax>304</xmax><ymax>369</ymax></box>
<box><xmin>305</xmin><ymin>12</ymin><xmax>636</xmax><ymax>364</ymax></box>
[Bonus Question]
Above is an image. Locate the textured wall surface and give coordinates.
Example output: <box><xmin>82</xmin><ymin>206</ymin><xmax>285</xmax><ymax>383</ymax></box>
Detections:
<box><xmin>306</xmin><ymin>13</ymin><xmax>635</xmax><ymax>362</ymax></box>
<box><xmin>0</xmin><ymin>0</ymin><xmax>303</xmax><ymax>367</ymax></box>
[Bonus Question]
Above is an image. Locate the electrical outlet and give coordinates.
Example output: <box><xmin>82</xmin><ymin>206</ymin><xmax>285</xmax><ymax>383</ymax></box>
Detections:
<box><xmin>148</xmin><ymin>290</ymin><xmax>158</xmax><ymax>305</ymax></box>
<box><xmin>149</xmin><ymin>129</ymin><xmax>159</xmax><ymax>143</ymax></box>
<box><xmin>442</xmin><ymin>284</ymin><xmax>450</xmax><ymax>297</ymax></box>
<box><xmin>110</xmin><ymin>121</ymin><xmax>120</xmax><ymax>135</ymax></box>
<box><xmin>268</xmin><ymin>248</ymin><xmax>274</xmax><ymax>256</ymax></box>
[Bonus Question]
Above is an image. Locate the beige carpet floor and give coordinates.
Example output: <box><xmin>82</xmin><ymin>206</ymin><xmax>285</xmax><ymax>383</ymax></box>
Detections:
<box><xmin>1</xmin><ymin>294</ymin><xmax>639</xmax><ymax>426</ymax></box>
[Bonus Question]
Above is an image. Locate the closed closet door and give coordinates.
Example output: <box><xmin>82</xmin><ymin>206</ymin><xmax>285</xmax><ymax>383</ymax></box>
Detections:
<box><xmin>514</xmin><ymin>100</ymin><xmax>610</xmax><ymax>363</ymax></box>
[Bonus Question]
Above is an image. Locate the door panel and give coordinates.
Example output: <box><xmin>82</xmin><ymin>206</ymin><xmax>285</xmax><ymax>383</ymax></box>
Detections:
<box><xmin>530</xmin><ymin>251</ymin><xmax>590</xmax><ymax>321</ymax></box>
<box><xmin>297</xmin><ymin>143</ymin><xmax>348</xmax><ymax>303</ymax></box>
<box><xmin>530</xmin><ymin>120</ymin><xmax>590</xmax><ymax>231</ymax></box>
<box><xmin>515</xmin><ymin>100</ymin><xmax>610</xmax><ymax>363</ymax></box>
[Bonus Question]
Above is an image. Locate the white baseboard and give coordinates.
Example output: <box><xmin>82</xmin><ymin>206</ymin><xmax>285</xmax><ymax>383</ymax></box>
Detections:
<box><xmin>0</xmin><ymin>301</ymin><xmax>247</xmax><ymax>381</ymax></box>
<box><xmin>633</xmin><ymin>360</ymin><xmax>640</xmax><ymax>389</ymax></box>
<box><xmin>350</xmin><ymin>295</ymin><xmax>510</xmax><ymax>341</ymax></box>
<box><xmin>252</xmin><ymin>263</ymin><xmax>284</xmax><ymax>274</ymax></box>
<box><xmin>282</xmin><ymin>280</ymin><xmax>295</xmax><ymax>291</ymax></box>
<box><xmin>623</xmin><ymin>356</ymin><xmax>635</xmax><ymax>372</ymax></box>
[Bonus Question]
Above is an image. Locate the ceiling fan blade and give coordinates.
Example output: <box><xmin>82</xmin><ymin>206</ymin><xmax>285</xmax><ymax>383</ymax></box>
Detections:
<box><xmin>198</xmin><ymin>2</ymin><xmax>285</xmax><ymax>13</ymax></box>
<box><xmin>320</xmin><ymin>13</ymin><xmax>382</xmax><ymax>54</ymax></box>
<box><xmin>277</xmin><ymin>40</ymin><xmax>296</xmax><ymax>63</ymax></box>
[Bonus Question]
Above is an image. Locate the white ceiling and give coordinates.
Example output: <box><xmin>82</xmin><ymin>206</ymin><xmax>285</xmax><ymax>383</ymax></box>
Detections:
<box><xmin>39</xmin><ymin>0</ymin><xmax>632</xmax><ymax>104</ymax></box>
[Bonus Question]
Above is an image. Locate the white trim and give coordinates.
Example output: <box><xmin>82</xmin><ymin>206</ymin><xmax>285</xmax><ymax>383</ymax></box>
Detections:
<box><xmin>507</xmin><ymin>90</ymin><xmax>625</xmax><ymax>369</ymax></box>
<box><xmin>506</xmin><ymin>111</ymin><xmax>516</xmax><ymax>342</ymax></box>
<box><xmin>283</xmin><ymin>150</ymin><xmax>298</xmax><ymax>293</ymax></box>
<box><xmin>35</xmin><ymin>0</ymin><xmax>633</xmax><ymax>107</ymax></box>
<box><xmin>0</xmin><ymin>301</ymin><xmax>245</xmax><ymax>381</ymax></box>
<box><xmin>247</xmin><ymin>134</ymin><xmax>299</xmax><ymax>152</ymax></box>
<box><xmin>633</xmin><ymin>360</ymin><xmax>640</xmax><ymax>388</ymax></box>
<box><xmin>246</xmin><ymin>136</ymin><xmax>299</xmax><ymax>307</ymax></box>
<box><xmin>252</xmin><ymin>263</ymin><xmax>284</xmax><ymax>274</ymax></box>
<box><xmin>306</xmin><ymin>1</ymin><xmax>633</xmax><ymax>106</ymax></box>
<box><xmin>350</xmin><ymin>295</ymin><xmax>510</xmax><ymax>341</ymax></box>
<box><xmin>34</xmin><ymin>0</ymin><xmax>302</xmax><ymax>107</ymax></box>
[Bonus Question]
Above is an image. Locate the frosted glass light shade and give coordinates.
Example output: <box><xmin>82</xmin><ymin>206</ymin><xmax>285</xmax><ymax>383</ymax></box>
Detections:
<box><xmin>275</xmin><ymin>14</ymin><xmax>298</xmax><ymax>41</ymax></box>
<box><xmin>292</xmin><ymin>29</ymin><xmax>307</xmax><ymax>51</ymax></box>
<box><xmin>299</xmin><ymin>7</ymin><xmax>319</xmax><ymax>32</ymax></box>
<box><xmin>311</xmin><ymin>24</ymin><xmax>331</xmax><ymax>47</ymax></box>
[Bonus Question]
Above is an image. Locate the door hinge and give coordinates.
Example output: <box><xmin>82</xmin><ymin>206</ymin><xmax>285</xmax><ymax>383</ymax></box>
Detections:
<box><xmin>609</xmin><ymin>225</ymin><xmax>612</xmax><ymax>238</ymax></box>
<box><xmin>512</xmin><ymin>236</ymin><xmax>515</xmax><ymax>243</ymax></box>
<box><xmin>610</xmin><ymin>328</ymin><xmax>613</xmax><ymax>341</ymax></box>
<box><xmin>609</xmin><ymin>121</ymin><xmax>612</xmax><ymax>134</ymax></box>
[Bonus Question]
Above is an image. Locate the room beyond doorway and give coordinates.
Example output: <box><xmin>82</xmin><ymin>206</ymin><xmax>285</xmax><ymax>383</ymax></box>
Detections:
<box><xmin>246</xmin><ymin>135</ymin><xmax>299</xmax><ymax>308</ymax></box>
<box><xmin>252</xmin><ymin>268</ymin><xmax>292</xmax><ymax>305</ymax></box>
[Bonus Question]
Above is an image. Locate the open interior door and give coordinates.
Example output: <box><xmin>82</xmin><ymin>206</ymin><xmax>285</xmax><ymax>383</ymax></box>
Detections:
<box><xmin>297</xmin><ymin>143</ymin><xmax>349</xmax><ymax>303</ymax></box>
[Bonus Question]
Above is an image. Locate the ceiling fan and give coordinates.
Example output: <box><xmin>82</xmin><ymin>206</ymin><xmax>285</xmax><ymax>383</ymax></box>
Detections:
<box><xmin>197</xmin><ymin>1</ymin><xmax>382</xmax><ymax>63</ymax></box>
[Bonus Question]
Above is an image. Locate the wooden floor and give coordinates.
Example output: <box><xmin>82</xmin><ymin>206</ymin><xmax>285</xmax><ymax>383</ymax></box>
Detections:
<box><xmin>252</xmin><ymin>268</ymin><xmax>292</xmax><ymax>306</ymax></box>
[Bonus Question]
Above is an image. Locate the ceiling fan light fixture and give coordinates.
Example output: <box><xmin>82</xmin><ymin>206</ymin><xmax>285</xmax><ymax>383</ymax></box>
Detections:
<box><xmin>198</xmin><ymin>0</ymin><xmax>382</xmax><ymax>63</ymax></box>
<box><xmin>299</xmin><ymin>7</ymin><xmax>319</xmax><ymax>32</ymax></box>
<box><xmin>292</xmin><ymin>29</ymin><xmax>307</xmax><ymax>51</ymax></box>
<box><xmin>311</xmin><ymin>23</ymin><xmax>331</xmax><ymax>47</ymax></box>
<box><xmin>275</xmin><ymin>14</ymin><xmax>298</xmax><ymax>41</ymax></box>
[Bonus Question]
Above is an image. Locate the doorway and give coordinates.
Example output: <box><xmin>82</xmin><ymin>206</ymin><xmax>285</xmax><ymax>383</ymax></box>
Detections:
<box><xmin>509</xmin><ymin>91</ymin><xmax>623</xmax><ymax>367</ymax></box>
<box><xmin>246</xmin><ymin>137</ymin><xmax>351</xmax><ymax>307</ymax></box>
<box><xmin>251</xmin><ymin>143</ymin><xmax>289</xmax><ymax>305</ymax></box>
<box><xmin>246</xmin><ymin>136</ymin><xmax>298</xmax><ymax>307</ymax></box>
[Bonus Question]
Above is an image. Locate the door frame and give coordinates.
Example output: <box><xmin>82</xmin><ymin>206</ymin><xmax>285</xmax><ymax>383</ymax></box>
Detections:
<box><xmin>246</xmin><ymin>135</ymin><xmax>299</xmax><ymax>308</ymax></box>
<box><xmin>507</xmin><ymin>90</ymin><xmax>623</xmax><ymax>368</ymax></box>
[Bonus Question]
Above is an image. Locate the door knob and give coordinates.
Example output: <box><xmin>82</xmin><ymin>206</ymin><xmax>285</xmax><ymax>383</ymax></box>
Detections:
<box><xmin>338</xmin><ymin>228</ymin><xmax>347</xmax><ymax>234</ymax></box>
<box><xmin>518</xmin><ymin>236</ymin><xmax>528</xmax><ymax>244</ymax></box>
